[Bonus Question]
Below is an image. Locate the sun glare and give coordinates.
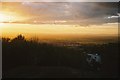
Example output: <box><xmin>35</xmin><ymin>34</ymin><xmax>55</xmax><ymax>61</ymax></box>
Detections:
<box><xmin>0</xmin><ymin>13</ymin><xmax>16</xmax><ymax>23</ymax></box>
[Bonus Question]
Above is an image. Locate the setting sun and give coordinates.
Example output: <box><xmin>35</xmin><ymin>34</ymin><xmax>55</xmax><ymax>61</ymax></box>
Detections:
<box><xmin>0</xmin><ymin>13</ymin><xmax>15</xmax><ymax>22</ymax></box>
<box><xmin>0</xmin><ymin>11</ymin><xmax>25</xmax><ymax>23</ymax></box>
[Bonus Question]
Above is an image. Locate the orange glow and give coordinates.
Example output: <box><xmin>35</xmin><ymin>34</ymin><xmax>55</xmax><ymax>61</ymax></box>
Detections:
<box><xmin>1</xmin><ymin>23</ymin><xmax>118</xmax><ymax>40</ymax></box>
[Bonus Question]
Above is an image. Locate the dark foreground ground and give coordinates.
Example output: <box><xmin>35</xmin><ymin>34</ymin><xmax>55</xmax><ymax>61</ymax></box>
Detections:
<box><xmin>3</xmin><ymin>66</ymin><xmax>117</xmax><ymax>78</ymax></box>
<box><xmin>2</xmin><ymin>35</ymin><xmax>119</xmax><ymax>78</ymax></box>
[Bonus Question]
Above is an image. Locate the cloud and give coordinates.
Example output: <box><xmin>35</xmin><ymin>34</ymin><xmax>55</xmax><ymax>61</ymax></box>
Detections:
<box><xmin>107</xmin><ymin>16</ymin><xmax>119</xmax><ymax>19</ymax></box>
<box><xmin>1</xmin><ymin>2</ymin><xmax>119</xmax><ymax>26</ymax></box>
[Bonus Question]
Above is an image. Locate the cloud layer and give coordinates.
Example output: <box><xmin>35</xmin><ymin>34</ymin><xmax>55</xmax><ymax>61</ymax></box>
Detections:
<box><xmin>1</xmin><ymin>2</ymin><xmax>119</xmax><ymax>26</ymax></box>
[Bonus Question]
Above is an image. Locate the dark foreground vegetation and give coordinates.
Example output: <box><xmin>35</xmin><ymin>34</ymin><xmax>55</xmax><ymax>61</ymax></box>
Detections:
<box><xmin>2</xmin><ymin>35</ymin><xmax>119</xmax><ymax>78</ymax></box>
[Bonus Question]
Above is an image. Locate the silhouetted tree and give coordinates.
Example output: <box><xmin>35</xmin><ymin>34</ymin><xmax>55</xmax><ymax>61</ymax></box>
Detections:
<box><xmin>2</xmin><ymin>38</ymin><xmax>10</xmax><ymax>43</ymax></box>
<box><xmin>11</xmin><ymin>34</ymin><xmax>25</xmax><ymax>43</ymax></box>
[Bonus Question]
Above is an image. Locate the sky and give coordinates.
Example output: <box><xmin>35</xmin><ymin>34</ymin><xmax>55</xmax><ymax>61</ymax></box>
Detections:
<box><xmin>0</xmin><ymin>2</ymin><xmax>119</xmax><ymax>42</ymax></box>
<box><xmin>0</xmin><ymin>2</ymin><xmax>119</xmax><ymax>25</ymax></box>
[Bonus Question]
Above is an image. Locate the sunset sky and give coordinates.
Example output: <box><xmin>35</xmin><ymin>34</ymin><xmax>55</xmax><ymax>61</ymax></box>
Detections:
<box><xmin>0</xmin><ymin>2</ymin><xmax>119</xmax><ymax>42</ymax></box>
